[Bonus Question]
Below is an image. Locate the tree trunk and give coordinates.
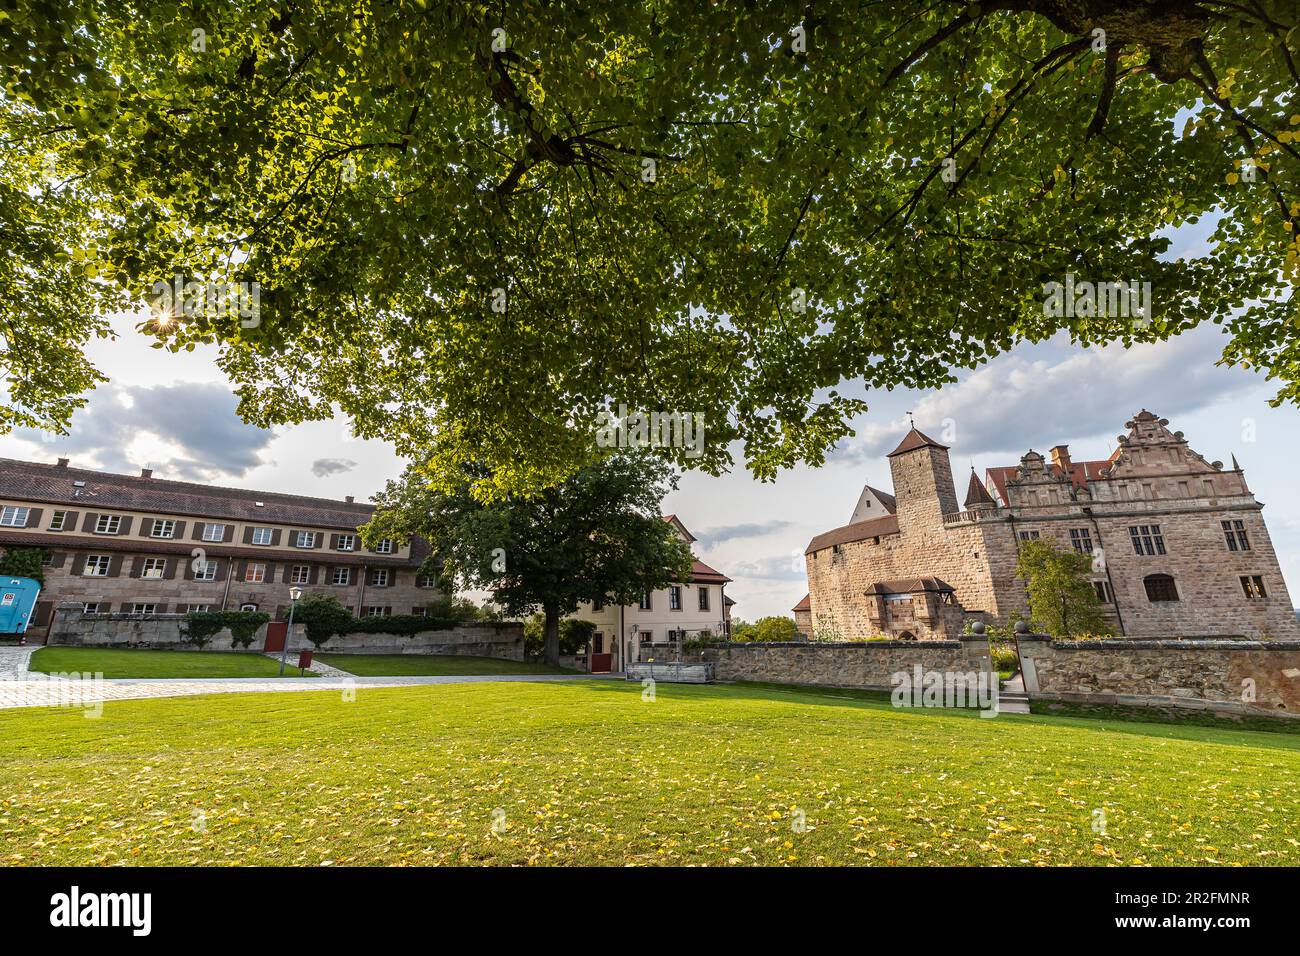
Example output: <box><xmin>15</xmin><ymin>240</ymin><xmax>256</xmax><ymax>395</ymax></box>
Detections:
<box><xmin>543</xmin><ymin>603</ymin><xmax>561</xmax><ymax>666</ymax></box>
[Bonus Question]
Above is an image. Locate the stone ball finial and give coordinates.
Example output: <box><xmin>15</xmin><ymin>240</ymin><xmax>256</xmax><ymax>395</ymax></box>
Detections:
<box><xmin>970</xmin><ymin>621</ymin><xmax>986</xmax><ymax>635</ymax></box>
<box><xmin>1212</xmin><ymin>460</ymin><xmax>1223</xmax><ymax>470</ymax></box>
<box><xmin>1014</xmin><ymin>620</ymin><xmax>1029</xmax><ymax>634</ymax></box>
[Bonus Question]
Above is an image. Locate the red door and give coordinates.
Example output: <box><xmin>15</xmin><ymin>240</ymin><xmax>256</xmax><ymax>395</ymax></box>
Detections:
<box><xmin>263</xmin><ymin>621</ymin><xmax>288</xmax><ymax>653</ymax></box>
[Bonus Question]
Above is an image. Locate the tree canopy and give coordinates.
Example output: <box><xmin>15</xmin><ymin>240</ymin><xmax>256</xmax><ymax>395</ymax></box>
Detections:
<box><xmin>362</xmin><ymin>452</ymin><xmax>693</xmax><ymax>663</ymax></box>
<box><xmin>6</xmin><ymin>2</ymin><xmax>1300</xmax><ymax>493</ymax></box>
<box><xmin>1015</xmin><ymin>538</ymin><xmax>1111</xmax><ymax>638</ymax></box>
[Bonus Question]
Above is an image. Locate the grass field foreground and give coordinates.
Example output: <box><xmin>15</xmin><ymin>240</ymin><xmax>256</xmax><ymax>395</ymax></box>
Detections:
<box><xmin>2</xmin><ymin>680</ymin><xmax>1299</xmax><ymax>866</ymax></box>
<box><xmin>28</xmin><ymin>647</ymin><xmax>317</xmax><ymax>679</ymax></box>
<box><xmin>316</xmin><ymin>654</ymin><xmax>577</xmax><ymax>676</ymax></box>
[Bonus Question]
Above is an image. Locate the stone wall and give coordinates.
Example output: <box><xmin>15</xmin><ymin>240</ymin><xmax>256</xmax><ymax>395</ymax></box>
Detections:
<box><xmin>47</xmin><ymin>605</ymin><xmax>525</xmax><ymax>659</ymax></box>
<box><xmin>690</xmin><ymin>636</ymin><xmax>991</xmax><ymax>691</ymax></box>
<box><xmin>1018</xmin><ymin>634</ymin><xmax>1300</xmax><ymax>718</ymax></box>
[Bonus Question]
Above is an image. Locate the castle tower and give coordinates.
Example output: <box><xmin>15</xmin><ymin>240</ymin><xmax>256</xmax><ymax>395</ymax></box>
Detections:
<box><xmin>887</xmin><ymin>427</ymin><xmax>959</xmax><ymax>533</ymax></box>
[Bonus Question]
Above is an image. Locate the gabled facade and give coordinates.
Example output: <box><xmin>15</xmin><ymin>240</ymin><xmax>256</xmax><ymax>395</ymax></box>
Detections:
<box><xmin>570</xmin><ymin>515</ymin><xmax>732</xmax><ymax>671</ymax></box>
<box><xmin>803</xmin><ymin>411</ymin><xmax>1298</xmax><ymax>641</ymax></box>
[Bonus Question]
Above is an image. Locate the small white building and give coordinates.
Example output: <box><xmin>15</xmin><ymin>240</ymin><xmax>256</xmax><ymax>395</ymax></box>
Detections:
<box><xmin>570</xmin><ymin>515</ymin><xmax>732</xmax><ymax>672</ymax></box>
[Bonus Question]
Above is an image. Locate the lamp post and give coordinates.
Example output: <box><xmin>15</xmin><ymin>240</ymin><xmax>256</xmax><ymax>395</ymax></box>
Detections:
<box><xmin>279</xmin><ymin>586</ymin><xmax>303</xmax><ymax>676</ymax></box>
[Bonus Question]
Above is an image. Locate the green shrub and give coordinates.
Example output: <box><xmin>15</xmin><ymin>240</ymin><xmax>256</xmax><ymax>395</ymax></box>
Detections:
<box><xmin>344</xmin><ymin>614</ymin><xmax>463</xmax><ymax>635</ymax></box>
<box><xmin>0</xmin><ymin>546</ymin><xmax>46</xmax><ymax>586</ymax></box>
<box><xmin>294</xmin><ymin>593</ymin><xmax>355</xmax><ymax>647</ymax></box>
<box><xmin>181</xmin><ymin>610</ymin><xmax>270</xmax><ymax>649</ymax></box>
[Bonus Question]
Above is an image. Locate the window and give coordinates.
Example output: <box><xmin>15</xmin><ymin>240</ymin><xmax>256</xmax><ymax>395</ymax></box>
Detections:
<box><xmin>698</xmin><ymin>587</ymin><xmax>711</xmax><ymax>611</ymax></box>
<box><xmin>185</xmin><ymin>604</ymin><xmax>211</xmax><ymax>613</ymax></box>
<box><xmin>1222</xmin><ymin>520</ymin><xmax>1251</xmax><ymax>552</ymax></box>
<box><xmin>128</xmin><ymin>603</ymin><xmax>158</xmax><ymax>616</ymax></box>
<box><xmin>82</xmin><ymin>602</ymin><xmax>102</xmax><ymax>614</ymax></box>
<box><xmin>84</xmin><ymin>555</ymin><xmax>111</xmax><ymax>576</ymax></box>
<box><xmin>1129</xmin><ymin>524</ymin><xmax>1166</xmax><ymax>556</ymax></box>
<box><xmin>49</xmin><ymin>510</ymin><xmax>68</xmax><ymax>531</ymax></box>
<box><xmin>1143</xmin><ymin>574</ymin><xmax>1179</xmax><ymax>602</ymax></box>
<box><xmin>1093</xmin><ymin>581</ymin><xmax>1114</xmax><ymax>604</ymax></box>
<box><xmin>40</xmin><ymin>552</ymin><xmax>55</xmax><ymax>568</ymax></box>
<box><xmin>0</xmin><ymin>506</ymin><xmax>30</xmax><ymax>527</ymax></box>
<box><xmin>295</xmin><ymin>531</ymin><xmax>317</xmax><ymax>549</ymax></box>
<box><xmin>94</xmin><ymin>514</ymin><xmax>121</xmax><ymax>534</ymax></box>
<box><xmin>140</xmin><ymin>557</ymin><xmax>166</xmax><ymax>580</ymax></box>
<box><xmin>150</xmin><ymin>519</ymin><xmax>176</xmax><ymax>539</ymax></box>
<box><xmin>416</xmin><ymin>573</ymin><xmax>438</xmax><ymax>589</ymax></box>
<box><xmin>639</xmin><ymin>630</ymin><xmax>652</xmax><ymax>643</ymax></box>
<box><xmin>639</xmin><ymin>592</ymin><xmax>652</xmax><ymax>611</ymax></box>
<box><xmin>336</xmin><ymin>534</ymin><xmax>356</xmax><ymax>551</ymax></box>
<box><xmin>1018</xmin><ymin>530</ymin><xmax>1040</xmax><ymax>541</ymax></box>
<box><xmin>374</xmin><ymin>538</ymin><xmax>394</xmax><ymax>554</ymax></box>
<box><xmin>363</xmin><ymin>606</ymin><xmax>391</xmax><ymax>617</ymax></box>
<box><xmin>245</xmin><ymin>562</ymin><xmax>267</xmax><ymax>583</ymax></box>
<box><xmin>251</xmin><ymin>527</ymin><xmax>273</xmax><ymax>546</ymax></box>
<box><xmin>592</xmin><ymin>597</ymin><xmax>605</xmax><ymax>612</ymax></box>
<box><xmin>239</xmin><ymin>603</ymin><xmax>259</xmax><ymax>612</ymax></box>
<box><xmin>371</xmin><ymin>568</ymin><xmax>390</xmax><ymax>587</ymax></box>
<box><xmin>202</xmin><ymin>523</ymin><xmax>226</xmax><ymax>542</ymax></box>
<box><xmin>669</xmin><ymin>585</ymin><xmax>682</xmax><ymax>610</ymax></box>
<box><xmin>291</xmin><ymin>565</ymin><xmax>311</xmax><ymax>585</ymax></box>
<box><xmin>412</xmin><ymin>606</ymin><xmax>427</xmax><ymax>617</ymax></box>
<box><xmin>1241</xmin><ymin>575</ymin><xmax>1267</xmax><ymax>599</ymax></box>
<box><xmin>194</xmin><ymin>559</ymin><xmax>217</xmax><ymax>582</ymax></box>
<box><xmin>331</xmin><ymin>567</ymin><xmax>351</xmax><ymax>586</ymax></box>
<box><xmin>1069</xmin><ymin>528</ymin><xmax>1093</xmax><ymax>553</ymax></box>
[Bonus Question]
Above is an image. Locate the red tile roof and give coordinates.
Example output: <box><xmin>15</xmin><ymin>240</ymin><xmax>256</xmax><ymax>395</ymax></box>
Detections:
<box><xmin>792</xmin><ymin>593</ymin><xmax>810</xmax><ymax>612</ymax></box>
<box><xmin>964</xmin><ymin>470</ymin><xmax>997</xmax><ymax>508</ymax></box>
<box><xmin>887</xmin><ymin>427</ymin><xmax>949</xmax><ymax>458</ymax></box>
<box><xmin>0</xmin><ymin>457</ymin><xmax>374</xmax><ymax>528</ymax></box>
<box><xmin>690</xmin><ymin>558</ymin><xmax>731</xmax><ymax>584</ymax></box>
<box><xmin>984</xmin><ymin>455</ymin><xmax>1116</xmax><ymax>506</ymax></box>
<box><xmin>806</xmin><ymin>513</ymin><xmax>899</xmax><ymax>554</ymax></box>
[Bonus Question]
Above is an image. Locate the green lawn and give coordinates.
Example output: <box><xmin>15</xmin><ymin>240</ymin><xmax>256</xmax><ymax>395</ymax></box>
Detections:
<box><xmin>29</xmin><ymin>646</ymin><xmax>317</xmax><ymax>679</ymax></box>
<box><xmin>2</xmin><ymin>680</ymin><xmax>1299</xmax><ymax>866</ymax></box>
<box><xmin>316</xmin><ymin>653</ymin><xmax>577</xmax><ymax>676</ymax></box>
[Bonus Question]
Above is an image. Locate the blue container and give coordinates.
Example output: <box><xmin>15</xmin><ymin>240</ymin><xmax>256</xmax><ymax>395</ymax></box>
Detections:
<box><xmin>0</xmin><ymin>577</ymin><xmax>42</xmax><ymax>635</ymax></box>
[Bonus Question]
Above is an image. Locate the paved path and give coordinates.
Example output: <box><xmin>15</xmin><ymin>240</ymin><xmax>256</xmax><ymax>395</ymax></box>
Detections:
<box><xmin>261</xmin><ymin>652</ymin><xmax>355</xmax><ymax>679</ymax></box>
<box><xmin>0</xmin><ymin>672</ymin><xmax>617</xmax><ymax>710</ymax></box>
<box><xmin>0</xmin><ymin>644</ymin><xmax>37</xmax><ymax>681</ymax></box>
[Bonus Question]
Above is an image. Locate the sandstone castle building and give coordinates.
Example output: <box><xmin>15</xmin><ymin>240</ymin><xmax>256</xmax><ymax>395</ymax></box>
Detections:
<box><xmin>799</xmin><ymin>411</ymin><xmax>1298</xmax><ymax>641</ymax></box>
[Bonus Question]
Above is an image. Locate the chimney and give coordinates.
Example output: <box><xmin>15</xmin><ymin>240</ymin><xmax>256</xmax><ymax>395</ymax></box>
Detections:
<box><xmin>140</xmin><ymin>468</ymin><xmax>153</xmax><ymax>479</ymax></box>
<box><xmin>345</xmin><ymin>495</ymin><xmax>354</xmax><ymax>503</ymax></box>
<box><xmin>56</xmin><ymin>458</ymin><xmax>69</xmax><ymax>468</ymax></box>
<box><xmin>1049</xmin><ymin>444</ymin><xmax>1072</xmax><ymax>474</ymax></box>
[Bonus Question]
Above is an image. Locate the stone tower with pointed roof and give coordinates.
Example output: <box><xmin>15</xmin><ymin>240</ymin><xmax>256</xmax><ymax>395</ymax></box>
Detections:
<box><xmin>888</xmin><ymin>427</ymin><xmax>960</xmax><ymax>534</ymax></box>
<box><xmin>802</xmin><ymin>411</ymin><xmax>1298</xmax><ymax>641</ymax></box>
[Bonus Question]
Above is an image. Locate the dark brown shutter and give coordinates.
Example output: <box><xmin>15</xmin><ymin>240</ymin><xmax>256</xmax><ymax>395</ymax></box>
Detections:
<box><xmin>222</xmin><ymin>524</ymin><xmax>234</xmax><ymax>543</ymax></box>
<box><xmin>25</xmin><ymin>508</ymin><xmax>42</xmax><ymax>528</ymax></box>
<box><xmin>70</xmin><ymin>553</ymin><xmax>84</xmax><ymax>576</ymax></box>
<box><xmin>81</xmin><ymin>512</ymin><xmax>98</xmax><ymax>532</ymax></box>
<box><xmin>107</xmin><ymin>555</ymin><xmax>123</xmax><ymax>577</ymax></box>
<box><xmin>118</xmin><ymin>517</ymin><xmax>133</xmax><ymax>536</ymax></box>
<box><xmin>270</xmin><ymin>529</ymin><xmax>282</xmax><ymax>546</ymax></box>
<box><xmin>164</xmin><ymin>559</ymin><xmax>177</xmax><ymax>580</ymax></box>
<box><xmin>173</xmin><ymin>521</ymin><xmax>187</xmax><ymax>539</ymax></box>
<box><xmin>60</xmin><ymin>511</ymin><xmax>78</xmax><ymax>532</ymax></box>
<box><xmin>155</xmin><ymin>603</ymin><xmax>168</xmax><ymax>614</ymax></box>
<box><xmin>235</xmin><ymin>560</ymin><xmax>248</xmax><ymax>582</ymax></box>
<box><xmin>215</xmin><ymin>560</ymin><xmax>228</xmax><ymax>582</ymax></box>
<box><xmin>280</xmin><ymin>564</ymin><xmax>291</xmax><ymax>583</ymax></box>
<box><xmin>129</xmin><ymin>557</ymin><xmax>143</xmax><ymax>578</ymax></box>
<box><xmin>183</xmin><ymin>557</ymin><xmax>194</xmax><ymax>580</ymax></box>
<box><xmin>140</xmin><ymin>518</ymin><xmax>154</xmax><ymax>537</ymax></box>
<box><xmin>308</xmin><ymin>565</ymin><xmax>319</xmax><ymax>585</ymax></box>
<box><xmin>192</xmin><ymin>523</ymin><xmax>205</xmax><ymax>540</ymax></box>
<box><xmin>242</xmin><ymin>527</ymin><xmax>254</xmax><ymax>544</ymax></box>
<box><xmin>48</xmin><ymin>552</ymin><xmax>66</xmax><ymax>569</ymax></box>
<box><xmin>99</xmin><ymin>602</ymin><xmax>112</xmax><ymax>613</ymax></box>
<box><xmin>330</xmin><ymin>533</ymin><xmax>340</xmax><ymax>549</ymax></box>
